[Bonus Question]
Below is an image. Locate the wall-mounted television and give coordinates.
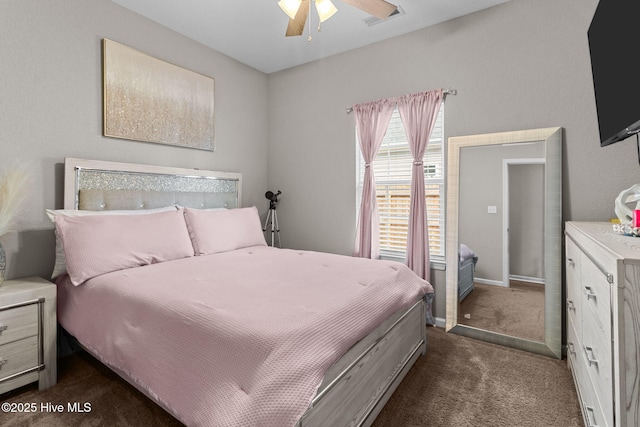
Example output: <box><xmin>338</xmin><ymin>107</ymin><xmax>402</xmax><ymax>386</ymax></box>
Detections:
<box><xmin>588</xmin><ymin>0</ymin><xmax>640</xmax><ymax>147</ymax></box>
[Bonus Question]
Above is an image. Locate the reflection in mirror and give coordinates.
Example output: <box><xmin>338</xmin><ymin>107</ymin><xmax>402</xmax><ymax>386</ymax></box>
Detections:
<box><xmin>445</xmin><ymin>128</ymin><xmax>562</xmax><ymax>358</ymax></box>
<box><xmin>458</xmin><ymin>142</ymin><xmax>545</xmax><ymax>342</ymax></box>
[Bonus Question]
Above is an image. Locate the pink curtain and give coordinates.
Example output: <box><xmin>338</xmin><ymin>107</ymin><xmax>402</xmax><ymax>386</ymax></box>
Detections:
<box><xmin>353</xmin><ymin>99</ymin><xmax>395</xmax><ymax>259</ymax></box>
<box><xmin>397</xmin><ymin>89</ymin><xmax>443</xmax><ymax>280</ymax></box>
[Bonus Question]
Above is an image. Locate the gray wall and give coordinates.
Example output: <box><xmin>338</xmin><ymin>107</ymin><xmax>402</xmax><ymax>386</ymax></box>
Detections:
<box><xmin>267</xmin><ymin>0</ymin><xmax>637</xmax><ymax>319</ymax></box>
<box><xmin>0</xmin><ymin>0</ymin><xmax>269</xmax><ymax>280</ymax></box>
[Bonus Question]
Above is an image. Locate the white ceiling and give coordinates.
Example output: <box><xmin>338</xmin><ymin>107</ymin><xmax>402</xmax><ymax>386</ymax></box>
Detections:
<box><xmin>112</xmin><ymin>0</ymin><xmax>512</xmax><ymax>74</ymax></box>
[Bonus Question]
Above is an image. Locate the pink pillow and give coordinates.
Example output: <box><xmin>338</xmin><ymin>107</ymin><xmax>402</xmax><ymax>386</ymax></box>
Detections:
<box><xmin>184</xmin><ymin>206</ymin><xmax>267</xmax><ymax>255</ymax></box>
<box><xmin>56</xmin><ymin>209</ymin><xmax>194</xmax><ymax>285</ymax></box>
<box><xmin>46</xmin><ymin>206</ymin><xmax>178</xmax><ymax>279</ymax></box>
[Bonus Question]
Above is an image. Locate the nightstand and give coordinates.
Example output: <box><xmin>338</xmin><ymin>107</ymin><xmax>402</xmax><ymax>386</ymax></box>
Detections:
<box><xmin>0</xmin><ymin>276</ymin><xmax>56</xmax><ymax>394</ymax></box>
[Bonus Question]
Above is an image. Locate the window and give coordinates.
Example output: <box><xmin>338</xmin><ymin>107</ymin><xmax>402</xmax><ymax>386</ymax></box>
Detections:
<box><xmin>356</xmin><ymin>104</ymin><xmax>445</xmax><ymax>262</ymax></box>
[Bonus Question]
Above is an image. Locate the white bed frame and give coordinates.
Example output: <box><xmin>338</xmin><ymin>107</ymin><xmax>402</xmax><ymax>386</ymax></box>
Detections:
<box><xmin>62</xmin><ymin>157</ymin><xmax>427</xmax><ymax>427</ymax></box>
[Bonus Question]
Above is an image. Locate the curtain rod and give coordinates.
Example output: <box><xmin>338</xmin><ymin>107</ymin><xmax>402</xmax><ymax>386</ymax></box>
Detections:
<box><xmin>345</xmin><ymin>88</ymin><xmax>457</xmax><ymax>114</ymax></box>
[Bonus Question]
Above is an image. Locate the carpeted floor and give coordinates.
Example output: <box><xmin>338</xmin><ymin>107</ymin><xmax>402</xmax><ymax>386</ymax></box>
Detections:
<box><xmin>373</xmin><ymin>327</ymin><xmax>582</xmax><ymax>427</ymax></box>
<box><xmin>458</xmin><ymin>281</ymin><xmax>545</xmax><ymax>342</ymax></box>
<box><xmin>1</xmin><ymin>327</ymin><xmax>582</xmax><ymax>427</ymax></box>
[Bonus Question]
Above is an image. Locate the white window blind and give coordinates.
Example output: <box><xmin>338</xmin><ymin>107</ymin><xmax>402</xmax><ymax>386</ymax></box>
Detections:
<box><xmin>356</xmin><ymin>104</ymin><xmax>445</xmax><ymax>262</ymax></box>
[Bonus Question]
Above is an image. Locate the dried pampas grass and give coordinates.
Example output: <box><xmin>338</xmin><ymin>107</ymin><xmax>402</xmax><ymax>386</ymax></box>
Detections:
<box><xmin>0</xmin><ymin>165</ymin><xmax>32</xmax><ymax>237</ymax></box>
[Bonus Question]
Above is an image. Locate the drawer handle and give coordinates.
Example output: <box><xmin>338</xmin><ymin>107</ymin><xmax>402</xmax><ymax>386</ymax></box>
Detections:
<box><xmin>583</xmin><ymin>286</ymin><xmax>597</xmax><ymax>301</ymax></box>
<box><xmin>585</xmin><ymin>405</ymin><xmax>600</xmax><ymax>427</ymax></box>
<box><xmin>584</xmin><ymin>346</ymin><xmax>599</xmax><ymax>367</ymax></box>
<box><xmin>0</xmin><ymin>357</ymin><xmax>6</xmax><ymax>369</ymax></box>
<box><xmin>0</xmin><ymin>324</ymin><xmax>7</xmax><ymax>333</ymax></box>
<box><xmin>567</xmin><ymin>342</ymin><xmax>576</xmax><ymax>357</ymax></box>
<box><xmin>567</xmin><ymin>300</ymin><xmax>576</xmax><ymax>311</ymax></box>
<box><xmin>567</xmin><ymin>257</ymin><xmax>575</xmax><ymax>266</ymax></box>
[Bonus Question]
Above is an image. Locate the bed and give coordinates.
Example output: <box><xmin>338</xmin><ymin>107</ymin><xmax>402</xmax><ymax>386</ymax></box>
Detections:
<box><xmin>52</xmin><ymin>158</ymin><xmax>433</xmax><ymax>427</ymax></box>
<box><xmin>458</xmin><ymin>244</ymin><xmax>477</xmax><ymax>301</ymax></box>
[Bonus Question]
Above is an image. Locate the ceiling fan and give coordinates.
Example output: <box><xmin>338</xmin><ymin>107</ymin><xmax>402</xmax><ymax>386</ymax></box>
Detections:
<box><xmin>278</xmin><ymin>0</ymin><xmax>398</xmax><ymax>40</ymax></box>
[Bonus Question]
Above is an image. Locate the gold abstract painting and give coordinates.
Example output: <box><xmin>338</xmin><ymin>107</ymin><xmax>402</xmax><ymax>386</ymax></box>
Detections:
<box><xmin>103</xmin><ymin>39</ymin><xmax>215</xmax><ymax>151</ymax></box>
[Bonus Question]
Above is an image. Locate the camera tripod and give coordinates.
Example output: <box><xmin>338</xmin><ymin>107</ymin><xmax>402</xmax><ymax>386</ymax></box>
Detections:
<box><xmin>263</xmin><ymin>191</ymin><xmax>281</xmax><ymax>247</ymax></box>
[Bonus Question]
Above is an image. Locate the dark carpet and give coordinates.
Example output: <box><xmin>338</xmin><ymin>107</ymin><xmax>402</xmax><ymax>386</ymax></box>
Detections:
<box><xmin>1</xmin><ymin>327</ymin><xmax>582</xmax><ymax>426</ymax></box>
<box><xmin>458</xmin><ymin>281</ymin><xmax>545</xmax><ymax>342</ymax></box>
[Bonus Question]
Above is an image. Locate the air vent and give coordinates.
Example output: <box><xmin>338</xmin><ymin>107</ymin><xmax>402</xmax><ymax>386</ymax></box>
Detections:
<box><xmin>363</xmin><ymin>6</ymin><xmax>405</xmax><ymax>27</ymax></box>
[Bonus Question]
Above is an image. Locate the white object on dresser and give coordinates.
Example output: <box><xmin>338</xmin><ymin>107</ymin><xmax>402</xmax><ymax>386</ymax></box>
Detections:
<box><xmin>0</xmin><ymin>276</ymin><xmax>56</xmax><ymax>394</ymax></box>
<box><xmin>565</xmin><ymin>222</ymin><xmax>640</xmax><ymax>427</ymax></box>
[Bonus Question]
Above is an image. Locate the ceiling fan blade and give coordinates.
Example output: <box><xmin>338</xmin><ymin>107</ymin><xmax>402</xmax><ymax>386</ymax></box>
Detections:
<box><xmin>286</xmin><ymin>0</ymin><xmax>310</xmax><ymax>37</ymax></box>
<box><xmin>341</xmin><ymin>0</ymin><xmax>397</xmax><ymax>20</ymax></box>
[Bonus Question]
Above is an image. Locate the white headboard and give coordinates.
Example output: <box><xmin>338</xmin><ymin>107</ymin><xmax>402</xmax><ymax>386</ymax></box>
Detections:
<box><xmin>63</xmin><ymin>158</ymin><xmax>242</xmax><ymax>211</ymax></box>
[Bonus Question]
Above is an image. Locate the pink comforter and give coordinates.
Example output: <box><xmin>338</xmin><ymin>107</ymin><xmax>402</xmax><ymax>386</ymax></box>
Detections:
<box><xmin>57</xmin><ymin>246</ymin><xmax>432</xmax><ymax>427</ymax></box>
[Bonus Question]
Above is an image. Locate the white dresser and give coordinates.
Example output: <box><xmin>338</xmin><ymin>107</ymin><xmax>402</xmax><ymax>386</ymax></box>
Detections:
<box><xmin>565</xmin><ymin>222</ymin><xmax>640</xmax><ymax>427</ymax></box>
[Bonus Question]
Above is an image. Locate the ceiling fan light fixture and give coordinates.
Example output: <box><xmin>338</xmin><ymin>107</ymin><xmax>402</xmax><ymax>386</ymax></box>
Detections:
<box><xmin>278</xmin><ymin>0</ymin><xmax>302</xmax><ymax>20</ymax></box>
<box><xmin>315</xmin><ymin>0</ymin><xmax>338</xmax><ymax>23</ymax></box>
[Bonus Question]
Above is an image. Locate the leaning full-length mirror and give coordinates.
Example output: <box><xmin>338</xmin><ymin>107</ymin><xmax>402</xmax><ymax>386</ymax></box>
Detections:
<box><xmin>445</xmin><ymin>127</ymin><xmax>562</xmax><ymax>358</ymax></box>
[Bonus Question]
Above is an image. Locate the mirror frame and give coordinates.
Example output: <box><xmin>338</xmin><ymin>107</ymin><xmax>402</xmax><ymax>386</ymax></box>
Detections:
<box><xmin>445</xmin><ymin>127</ymin><xmax>562</xmax><ymax>358</ymax></box>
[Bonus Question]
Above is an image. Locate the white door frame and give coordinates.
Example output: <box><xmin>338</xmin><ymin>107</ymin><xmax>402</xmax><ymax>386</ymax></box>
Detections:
<box><xmin>502</xmin><ymin>158</ymin><xmax>545</xmax><ymax>287</ymax></box>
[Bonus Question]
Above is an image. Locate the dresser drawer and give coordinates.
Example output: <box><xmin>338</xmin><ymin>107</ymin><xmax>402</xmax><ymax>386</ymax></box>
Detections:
<box><xmin>0</xmin><ymin>304</ymin><xmax>38</xmax><ymax>346</ymax></box>
<box><xmin>0</xmin><ymin>277</ymin><xmax>56</xmax><ymax>394</ymax></box>
<box><xmin>582</xmin><ymin>321</ymin><xmax>613</xmax><ymax>423</ymax></box>
<box><xmin>580</xmin><ymin>368</ymin><xmax>611</xmax><ymax>427</ymax></box>
<box><xmin>579</xmin><ymin>251</ymin><xmax>613</xmax><ymax>427</ymax></box>
<box><xmin>0</xmin><ymin>336</ymin><xmax>39</xmax><ymax>381</ymax></box>
<box><xmin>565</xmin><ymin>238</ymin><xmax>581</xmax><ymax>328</ymax></box>
<box><xmin>580</xmin><ymin>253</ymin><xmax>611</xmax><ymax>336</ymax></box>
<box><xmin>567</xmin><ymin>317</ymin><xmax>580</xmax><ymax>365</ymax></box>
<box><xmin>580</xmin><ymin>251</ymin><xmax>612</xmax><ymax>376</ymax></box>
<box><xmin>570</xmin><ymin>314</ymin><xmax>611</xmax><ymax>427</ymax></box>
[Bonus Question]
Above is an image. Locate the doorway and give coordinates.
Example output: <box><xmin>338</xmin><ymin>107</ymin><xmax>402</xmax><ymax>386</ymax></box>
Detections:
<box><xmin>502</xmin><ymin>159</ymin><xmax>545</xmax><ymax>288</ymax></box>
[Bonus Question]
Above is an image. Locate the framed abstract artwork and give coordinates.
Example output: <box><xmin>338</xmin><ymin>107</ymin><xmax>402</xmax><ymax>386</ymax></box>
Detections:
<box><xmin>103</xmin><ymin>39</ymin><xmax>215</xmax><ymax>151</ymax></box>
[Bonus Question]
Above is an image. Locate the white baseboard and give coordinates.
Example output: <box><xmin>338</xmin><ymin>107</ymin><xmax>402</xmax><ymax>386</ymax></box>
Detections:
<box><xmin>433</xmin><ymin>317</ymin><xmax>446</xmax><ymax>328</ymax></box>
<box><xmin>474</xmin><ymin>277</ymin><xmax>506</xmax><ymax>287</ymax></box>
<box><xmin>510</xmin><ymin>274</ymin><xmax>545</xmax><ymax>285</ymax></box>
<box><xmin>476</xmin><ymin>276</ymin><xmax>545</xmax><ymax>287</ymax></box>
